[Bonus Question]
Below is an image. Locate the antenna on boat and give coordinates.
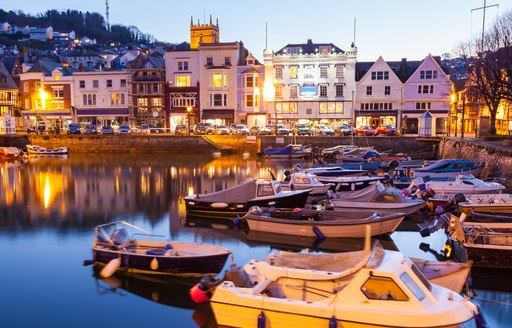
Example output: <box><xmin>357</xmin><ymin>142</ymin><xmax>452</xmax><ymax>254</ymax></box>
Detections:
<box><xmin>268</xmin><ymin>169</ymin><xmax>277</xmax><ymax>180</ymax></box>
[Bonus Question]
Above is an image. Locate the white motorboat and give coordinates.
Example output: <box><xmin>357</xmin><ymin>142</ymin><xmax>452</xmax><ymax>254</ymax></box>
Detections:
<box><xmin>329</xmin><ymin>182</ymin><xmax>425</xmax><ymax>215</ymax></box>
<box><xmin>280</xmin><ymin>171</ymin><xmax>332</xmax><ymax>196</ymax></box>
<box><xmin>411</xmin><ymin>159</ymin><xmax>484</xmax><ymax>179</ymax></box>
<box><xmin>407</xmin><ymin>175</ymin><xmax>505</xmax><ymax>195</ymax></box>
<box><xmin>26</xmin><ymin>145</ymin><xmax>69</xmax><ymax>155</ymax></box>
<box><xmin>207</xmin><ymin>243</ymin><xmax>482</xmax><ymax>328</ymax></box>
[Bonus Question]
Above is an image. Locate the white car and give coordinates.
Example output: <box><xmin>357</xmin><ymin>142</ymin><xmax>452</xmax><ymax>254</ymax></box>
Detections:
<box><xmin>312</xmin><ymin>124</ymin><xmax>335</xmax><ymax>136</ymax></box>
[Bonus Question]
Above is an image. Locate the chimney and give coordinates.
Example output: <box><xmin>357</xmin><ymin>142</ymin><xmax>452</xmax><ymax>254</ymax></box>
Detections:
<box><xmin>400</xmin><ymin>58</ymin><xmax>408</xmax><ymax>81</ymax></box>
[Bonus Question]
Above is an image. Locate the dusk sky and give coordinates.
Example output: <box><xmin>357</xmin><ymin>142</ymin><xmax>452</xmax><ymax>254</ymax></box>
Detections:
<box><xmin>3</xmin><ymin>0</ymin><xmax>510</xmax><ymax>61</ymax></box>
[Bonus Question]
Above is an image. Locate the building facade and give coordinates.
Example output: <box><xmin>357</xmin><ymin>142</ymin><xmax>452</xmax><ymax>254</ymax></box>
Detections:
<box><xmin>264</xmin><ymin>39</ymin><xmax>357</xmax><ymax>128</ymax></box>
<box><xmin>72</xmin><ymin>71</ymin><xmax>130</xmax><ymax>127</ymax></box>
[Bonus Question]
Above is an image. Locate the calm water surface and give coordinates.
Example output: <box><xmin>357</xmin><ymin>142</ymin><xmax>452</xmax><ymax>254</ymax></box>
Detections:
<box><xmin>0</xmin><ymin>154</ymin><xmax>510</xmax><ymax>328</ymax></box>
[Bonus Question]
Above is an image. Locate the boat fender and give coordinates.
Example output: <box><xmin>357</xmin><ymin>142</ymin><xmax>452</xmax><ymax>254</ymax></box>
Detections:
<box><xmin>313</xmin><ymin>226</ymin><xmax>325</xmax><ymax>240</ymax></box>
<box><xmin>189</xmin><ymin>282</ymin><xmax>211</xmax><ymax>304</ymax></box>
<box><xmin>150</xmin><ymin>257</ymin><xmax>159</xmax><ymax>270</ymax></box>
<box><xmin>257</xmin><ymin>311</ymin><xmax>266</xmax><ymax>328</ymax></box>
<box><xmin>474</xmin><ymin>304</ymin><xmax>490</xmax><ymax>328</ymax></box>
<box><xmin>100</xmin><ymin>258</ymin><xmax>121</xmax><ymax>278</ymax></box>
<box><xmin>329</xmin><ymin>316</ymin><xmax>338</xmax><ymax>328</ymax></box>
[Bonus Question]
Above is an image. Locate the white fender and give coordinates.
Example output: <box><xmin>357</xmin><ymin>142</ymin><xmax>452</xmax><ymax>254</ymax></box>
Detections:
<box><xmin>211</xmin><ymin>203</ymin><xmax>229</xmax><ymax>208</ymax></box>
<box><xmin>100</xmin><ymin>258</ymin><xmax>121</xmax><ymax>278</ymax></box>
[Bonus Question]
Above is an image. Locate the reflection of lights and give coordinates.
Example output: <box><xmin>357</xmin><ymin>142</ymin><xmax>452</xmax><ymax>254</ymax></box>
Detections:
<box><xmin>187</xmin><ymin>185</ymin><xmax>195</xmax><ymax>196</ymax></box>
<box><xmin>208</xmin><ymin>166</ymin><xmax>215</xmax><ymax>178</ymax></box>
<box><xmin>170</xmin><ymin>166</ymin><xmax>176</xmax><ymax>178</ymax></box>
<box><xmin>115</xmin><ymin>176</ymin><xmax>119</xmax><ymax>194</ymax></box>
<box><xmin>43</xmin><ymin>175</ymin><xmax>51</xmax><ymax>209</ymax></box>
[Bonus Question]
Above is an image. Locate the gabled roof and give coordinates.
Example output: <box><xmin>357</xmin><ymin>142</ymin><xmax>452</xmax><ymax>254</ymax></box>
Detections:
<box><xmin>26</xmin><ymin>59</ymin><xmax>73</xmax><ymax>76</ymax></box>
<box><xmin>275</xmin><ymin>39</ymin><xmax>344</xmax><ymax>56</ymax></box>
<box><xmin>0</xmin><ymin>62</ymin><xmax>19</xmax><ymax>89</ymax></box>
<box><xmin>0</xmin><ymin>56</ymin><xmax>22</xmax><ymax>76</ymax></box>
<box><xmin>128</xmin><ymin>53</ymin><xmax>165</xmax><ymax>69</ymax></box>
<box><xmin>355</xmin><ymin>58</ymin><xmax>422</xmax><ymax>83</ymax></box>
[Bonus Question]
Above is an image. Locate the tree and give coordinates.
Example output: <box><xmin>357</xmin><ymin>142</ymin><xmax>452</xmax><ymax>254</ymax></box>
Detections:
<box><xmin>458</xmin><ymin>10</ymin><xmax>512</xmax><ymax>135</ymax></box>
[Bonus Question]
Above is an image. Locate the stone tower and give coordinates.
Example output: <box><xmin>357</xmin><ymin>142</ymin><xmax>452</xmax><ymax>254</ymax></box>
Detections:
<box><xmin>190</xmin><ymin>15</ymin><xmax>219</xmax><ymax>50</ymax></box>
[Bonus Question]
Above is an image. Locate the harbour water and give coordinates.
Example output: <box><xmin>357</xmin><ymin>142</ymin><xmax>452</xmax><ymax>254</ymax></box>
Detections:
<box><xmin>0</xmin><ymin>153</ymin><xmax>510</xmax><ymax>328</ymax></box>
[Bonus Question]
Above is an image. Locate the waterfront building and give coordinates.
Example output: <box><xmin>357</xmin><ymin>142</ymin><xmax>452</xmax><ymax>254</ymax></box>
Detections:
<box><xmin>0</xmin><ymin>61</ymin><xmax>19</xmax><ymax>117</ymax></box>
<box><xmin>19</xmin><ymin>59</ymin><xmax>73</xmax><ymax>130</ymax></box>
<box><xmin>128</xmin><ymin>53</ymin><xmax>166</xmax><ymax>129</ymax></box>
<box><xmin>237</xmin><ymin>52</ymin><xmax>265</xmax><ymax>127</ymax></box>
<box><xmin>72</xmin><ymin>70</ymin><xmax>130</xmax><ymax>127</ymax></box>
<box><xmin>263</xmin><ymin>39</ymin><xmax>357</xmax><ymax>128</ymax></box>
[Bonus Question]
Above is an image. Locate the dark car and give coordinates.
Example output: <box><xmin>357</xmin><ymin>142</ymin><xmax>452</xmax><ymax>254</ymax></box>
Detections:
<box><xmin>149</xmin><ymin>125</ymin><xmax>165</xmax><ymax>134</ymax></box>
<box><xmin>101</xmin><ymin>125</ymin><xmax>114</xmax><ymax>134</ymax></box>
<box><xmin>67</xmin><ymin>123</ymin><xmax>81</xmax><ymax>134</ymax></box>
<box><xmin>118</xmin><ymin>124</ymin><xmax>131</xmax><ymax>134</ymax></box>
<box><xmin>193</xmin><ymin>123</ymin><xmax>207</xmax><ymax>135</ymax></box>
<box><xmin>355</xmin><ymin>126</ymin><xmax>378</xmax><ymax>136</ymax></box>
<box><xmin>175</xmin><ymin>124</ymin><xmax>189</xmax><ymax>136</ymax></box>
<box><xmin>84</xmin><ymin>124</ymin><xmax>97</xmax><ymax>134</ymax></box>
<box><xmin>377</xmin><ymin>124</ymin><xmax>400</xmax><ymax>136</ymax></box>
<box><xmin>292</xmin><ymin>124</ymin><xmax>311</xmax><ymax>136</ymax></box>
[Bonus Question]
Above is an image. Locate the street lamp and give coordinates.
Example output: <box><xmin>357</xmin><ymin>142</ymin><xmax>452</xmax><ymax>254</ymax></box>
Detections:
<box><xmin>186</xmin><ymin>106</ymin><xmax>192</xmax><ymax>135</ymax></box>
<box><xmin>37</xmin><ymin>87</ymin><xmax>48</xmax><ymax>133</ymax></box>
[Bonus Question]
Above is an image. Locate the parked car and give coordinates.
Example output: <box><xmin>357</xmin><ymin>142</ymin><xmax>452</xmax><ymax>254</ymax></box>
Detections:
<box><xmin>140</xmin><ymin>124</ymin><xmax>151</xmax><ymax>135</ymax></box>
<box><xmin>311</xmin><ymin>124</ymin><xmax>335</xmax><ymax>136</ymax></box>
<box><xmin>149</xmin><ymin>125</ymin><xmax>165</xmax><ymax>134</ymax></box>
<box><xmin>213</xmin><ymin>124</ymin><xmax>230</xmax><ymax>135</ymax></box>
<box><xmin>100</xmin><ymin>125</ymin><xmax>114</xmax><ymax>134</ymax></box>
<box><xmin>292</xmin><ymin>123</ymin><xmax>312</xmax><ymax>136</ymax></box>
<box><xmin>175</xmin><ymin>124</ymin><xmax>189</xmax><ymax>136</ymax></box>
<box><xmin>203</xmin><ymin>123</ymin><xmax>215</xmax><ymax>135</ymax></box>
<box><xmin>250</xmin><ymin>125</ymin><xmax>271</xmax><ymax>135</ymax></box>
<box><xmin>377</xmin><ymin>124</ymin><xmax>400</xmax><ymax>136</ymax></box>
<box><xmin>355</xmin><ymin>126</ymin><xmax>378</xmax><ymax>136</ymax></box>
<box><xmin>331</xmin><ymin>123</ymin><xmax>355</xmax><ymax>136</ymax></box>
<box><xmin>269</xmin><ymin>124</ymin><xmax>291</xmax><ymax>136</ymax></box>
<box><xmin>84</xmin><ymin>124</ymin><xmax>97</xmax><ymax>134</ymax></box>
<box><xmin>193</xmin><ymin>123</ymin><xmax>207</xmax><ymax>135</ymax></box>
<box><xmin>67</xmin><ymin>123</ymin><xmax>81</xmax><ymax>134</ymax></box>
<box><xmin>229</xmin><ymin>124</ymin><xmax>250</xmax><ymax>135</ymax></box>
<box><xmin>118</xmin><ymin>124</ymin><xmax>131</xmax><ymax>134</ymax></box>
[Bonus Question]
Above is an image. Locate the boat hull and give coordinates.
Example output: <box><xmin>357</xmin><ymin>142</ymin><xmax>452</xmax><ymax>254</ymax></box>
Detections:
<box><xmin>329</xmin><ymin>201</ymin><xmax>425</xmax><ymax>216</ymax></box>
<box><xmin>245</xmin><ymin>212</ymin><xmax>405</xmax><ymax>238</ymax></box>
<box><xmin>451</xmin><ymin>240</ymin><xmax>512</xmax><ymax>269</ymax></box>
<box><xmin>185</xmin><ymin>190</ymin><xmax>310</xmax><ymax>220</ymax></box>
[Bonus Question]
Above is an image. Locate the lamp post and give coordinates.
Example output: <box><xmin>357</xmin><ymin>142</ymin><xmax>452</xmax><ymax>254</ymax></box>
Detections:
<box><xmin>186</xmin><ymin>106</ymin><xmax>192</xmax><ymax>135</ymax></box>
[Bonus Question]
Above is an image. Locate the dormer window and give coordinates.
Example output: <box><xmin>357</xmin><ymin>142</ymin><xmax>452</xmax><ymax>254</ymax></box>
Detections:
<box><xmin>246</xmin><ymin>59</ymin><xmax>254</xmax><ymax>65</ymax></box>
<box><xmin>287</xmin><ymin>47</ymin><xmax>301</xmax><ymax>55</ymax></box>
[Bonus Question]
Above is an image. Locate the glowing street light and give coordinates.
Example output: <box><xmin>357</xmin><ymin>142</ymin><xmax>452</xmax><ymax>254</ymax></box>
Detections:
<box><xmin>186</xmin><ymin>106</ymin><xmax>193</xmax><ymax>135</ymax></box>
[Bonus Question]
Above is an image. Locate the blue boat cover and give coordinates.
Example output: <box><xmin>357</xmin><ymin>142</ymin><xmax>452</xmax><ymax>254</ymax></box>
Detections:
<box><xmin>264</xmin><ymin>145</ymin><xmax>293</xmax><ymax>155</ymax></box>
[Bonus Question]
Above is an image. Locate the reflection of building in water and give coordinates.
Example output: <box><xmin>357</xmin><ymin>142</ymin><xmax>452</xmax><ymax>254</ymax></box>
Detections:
<box><xmin>0</xmin><ymin>162</ymin><xmax>25</xmax><ymax>207</ymax></box>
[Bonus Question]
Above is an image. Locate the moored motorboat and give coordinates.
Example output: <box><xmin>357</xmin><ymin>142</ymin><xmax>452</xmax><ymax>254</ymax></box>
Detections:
<box><xmin>411</xmin><ymin>159</ymin><xmax>484</xmax><ymax>179</ymax></box>
<box><xmin>300</xmin><ymin>164</ymin><xmax>368</xmax><ymax>177</ymax></box>
<box><xmin>457</xmin><ymin>193</ymin><xmax>512</xmax><ymax>216</ymax></box>
<box><xmin>411</xmin><ymin>258</ymin><xmax>472</xmax><ymax>294</ymax></box>
<box><xmin>280</xmin><ymin>171</ymin><xmax>332</xmax><ymax>196</ymax></box>
<box><xmin>405</xmin><ymin>174</ymin><xmax>505</xmax><ymax>195</ymax></box>
<box><xmin>259</xmin><ymin>144</ymin><xmax>312</xmax><ymax>159</ymax></box>
<box><xmin>316</xmin><ymin>174</ymin><xmax>385</xmax><ymax>192</ymax></box>
<box><xmin>471</xmin><ymin>210</ymin><xmax>512</xmax><ymax>223</ymax></box>
<box><xmin>184</xmin><ymin>178</ymin><xmax>311</xmax><ymax>220</ymax></box>
<box><xmin>329</xmin><ymin>182</ymin><xmax>426</xmax><ymax>215</ymax></box>
<box><xmin>26</xmin><ymin>144</ymin><xmax>69</xmax><ymax>155</ymax></box>
<box><xmin>88</xmin><ymin>221</ymin><xmax>232</xmax><ymax>277</ymax></box>
<box><xmin>242</xmin><ymin>206</ymin><xmax>406</xmax><ymax>238</ymax></box>
<box><xmin>204</xmin><ymin>243</ymin><xmax>482</xmax><ymax>328</ymax></box>
<box><xmin>0</xmin><ymin>146</ymin><xmax>25</xmax><ymax>160</ymax></box>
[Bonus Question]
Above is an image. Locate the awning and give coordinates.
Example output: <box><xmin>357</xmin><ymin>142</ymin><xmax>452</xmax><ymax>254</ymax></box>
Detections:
<box><xmin>202</xmin><ymin>109</ymin><xmax>234</xmax><ymax>120</ymax></box>
<box><xmin>76</xmin><ymin>109</ymin><xmax>129</xmax><ymax>116</ymax></box>
<box><xmin>21</xmin><ymin>110</ymin><xmax>72</xmax><ymax>117</ymax></box>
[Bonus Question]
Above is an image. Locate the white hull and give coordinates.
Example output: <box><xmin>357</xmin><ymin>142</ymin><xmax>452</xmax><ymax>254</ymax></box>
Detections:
<box><xmin>246</xmin><ymin>214</ymin><xmax>405</xmax><ymax>238</ymax></box>
<box><xmin>411</xmin><ymin>259</ymin><xmax>471</xmax><ymax>294</ymax></box>
<box><xmin>413</xmin><ymin>167</ymin><xmax>483</xmax><ymax>179</ymax></box>
<box><xmin>27</xmin><ymin>145</ymin><xmax>69</xmax><ymax>155</ymax></box>
<box><xmin>330</xmin><ymin>201</ymin><xmax>425</xmax><ymax>216</ymax></box>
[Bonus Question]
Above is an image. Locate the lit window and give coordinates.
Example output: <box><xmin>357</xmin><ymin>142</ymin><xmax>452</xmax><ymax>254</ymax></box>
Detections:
<box><xmin>175</xmin><ymin>75</ymin><xmax>191</xmax><ymax>87</ymax></box>
<box><xmin>290</xmin><ymin>66</ymin><xmax>298</xmax><ymax>79</ymax></box>
<box><xmin>361</xmin><ymin>276</ymin><xmax>409</xmax><ymax>301</ymax></box>
<box><xmin>210</xmin><ymin>73</ymin><xmax>227</xmax><ymax>88</ymax></box>
<box><xmin>275</xmin><ymin>85</ymin><xmax>283</xmax><ymax>98</ymax></box>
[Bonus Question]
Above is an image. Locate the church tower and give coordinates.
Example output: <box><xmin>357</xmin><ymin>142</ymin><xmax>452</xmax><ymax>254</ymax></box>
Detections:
<box><xmin>190</xmin><ymin>15</ymin><xmax>219</xmax><ymax>50</ymax></box>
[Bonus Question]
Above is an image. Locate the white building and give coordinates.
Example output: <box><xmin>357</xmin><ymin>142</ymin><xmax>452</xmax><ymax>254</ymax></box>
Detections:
<box><xmin>264</xmin><ymin>39</ymin><xmax>357</xmax><ymax>128</ymax></box>
<box><xmin>72</xmin><ymin>71</ymin><xmax>130</xmax><ymax>126</ymax></box>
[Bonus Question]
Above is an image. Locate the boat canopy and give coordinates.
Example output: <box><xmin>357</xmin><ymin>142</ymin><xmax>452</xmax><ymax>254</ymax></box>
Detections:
<box><xmin>191</xmin><ymin>179</ymin><xmax>258</xmax><ymax>203</ymax></box>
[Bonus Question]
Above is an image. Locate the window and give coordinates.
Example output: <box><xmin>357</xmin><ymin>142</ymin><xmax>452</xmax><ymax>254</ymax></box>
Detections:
<box><xmin>172</xmin><ymin>97</ymin><xmax>195</xmax><ymax>108</ymax></box>
<box><xmin>137</xmin><ymin>98</ymin><xmax>148</xmax><ymax>107</ymax></box>
<box><xmin>385</xmin><ymin>86</ymin><xmax>391</xmax><ymax>95</ymax></box>
<box><xmin>319</xmin><ymin>102</ymin><xmax>343</xmax><ymax>114</ymax></box>
<box><xmin>106</xmin><ymin>80</ymin><xmax>112</xmax><ymax>88</ymax></box>
<box><xmin>290</xmin><ymin>85</ymin><xmax>298</xmax><ymax>98</ymax></box>
<box><xmin>320</xmin><ymin>66</ymin><xmax>328</xmax><ymax>78</ymax></box>
<box><xmin>287</xmin><ymin>47</ymin><xmax>301</xmax><ymax>55</ymax></box>
<box><xmin>416</xmin><ymin>102</ymin><xmax>432</xmax><ymax>110</ymax></box>
<box><xmin>418</xmin><ymin>85</ymin><xmax>434</xmax><ymax>94</ymax></box>
<box><xmin>213</xmin><ymin>94</ymin><xmax>223</xmax><ymax>106</ymax></box>
<box><xmin>79</xmin><ymin>80</ymin><xmax>85</xmax><ymax>88</ymax></box>
<box><xmin>23</xmin><ymin>82</ymin><xmax>29</xmax><ymax>93</ymax></box>
<box><xmin>275</xmin><ymin>67</ymin><xmax>283</xmax><ymax>79</ymax></box>
<box><xmin>319</xmin><ymin>46</ymin><xmax>331</xmax><ymax>54</ymax></box>
<box><xmin>206</xmin><ymin>57</ymin><xmax>213</xmax><ymax>66</ymax></box>
<box><xmin>153</xmin><ymin>84</ymin><xmax>159</xmax><ymax>93</ymax></box>
<box><xmin>175</xmin><ymin>75</ymin><xmax>191</xmax><ymax>87</ymax></box>
<box><xmin>245</xmin><ymin>76</ymin><xmax>255</xmax><ymax>88</ymax></box>
<box><xmin>25</xmin><ymin>99</ymin><xmax>30</xmax><ymax>109</ymax></box>
<box><xmin>93</xmin><ymin>80</ymin><xmax>99</xmax><ymax>88</ymax></box>
<box><xmin>246</xmin><ymin>94</ymin><xmax>254</xmax><ymax>107</ymax></box>
<box><xmin>366</xmin><ymin>86</ymin><xmax>373</xmax><ymax>95</ymax></box>
<box><xmin>224</xmin><ymin>57</ymin><xmax>231</xmax><ymax>66</ymax></box>
<box><xmin>257</xmin><ymin>184</ymin><xmax>275</xmax><ymax>197</ymax></box>
<box><xmin>319</xmin><ymin>85</ymin><xmax>327</xmax><ymax>97</ymax></box>
<box><xmin>290</xmin><ymin>66</ymin><xmax>298</xmax><ymax>79</ymax></box>
<box><xmin>336</xmin><ymin>85</ymin><xmax>344</xmax><ymax>97</ymax></box>
<box><xmin>401</xmin><ymin>272</ymin><xmax>426</xmax><ymax>301</ymax></box>
<box><xmin>110</xmin><ymin>93</ymin><xmax>125</xmax><ymax>105</ymax></box>
<box><xmin>371</xmin><ymin>71</ymin><xmax>389</xmax><ymax>80</ymax></box>
<box><xmin>275</xmin><ymin>85</ymin><xmax>283</xmax><ymax>98</ymax></box>
<box><xmin>52</xmin><ymin>87</ymin><xmax>64</xmax><ymax>99</ymax></box>
<box><xmin>152</xmin><ymin>98</ymin><xmax>162</xmax><ymax>107</ymax></box>
<box><xmin>83</xmin><ymin>94</ymin><xmax>96</xmax><ymax>106</ymax></box>
<box><xmin>336</xmin><ymin>66</ymin><xmax>344</xmax><ymax>78</ymax></box>
<box><xmin>419</xmin><ymin>70</ymin><xmax>438</xmax><ymax>79</ymax></box>
<box><xmin>361</xmin><ymin>276</ymin><xmax>408</xmax><ymax>301</ymax></box>
<box><xmin>120</xmin><ymin>79</ymin><xmax>127</xmax><ymax>88</ymax></box>
<box><xmin>177</xmin><ymin>61</ymin><xmax>189</xmax><ymax>71</ymax></box>
<box><xmin>210</xmin><ymin>73</ymin><xmax>227</xmax><ymax>88</ymax></box>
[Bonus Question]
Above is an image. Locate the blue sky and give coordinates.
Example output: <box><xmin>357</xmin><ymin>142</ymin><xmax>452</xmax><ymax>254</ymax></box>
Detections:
<box><xmin>3</xmin><ymin>0</ymin><xmax>510</xmax><ymax>61</ymax></box>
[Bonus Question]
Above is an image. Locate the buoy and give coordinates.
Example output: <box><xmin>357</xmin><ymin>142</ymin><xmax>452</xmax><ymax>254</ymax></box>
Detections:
<box><xmin>150</xmin><ymin>257</ymin><xmax>159</xmax><ymax>270</ymax></box>
<box><xmin>100</xmin><ymin>258</ymin><xmax>121</xmax><ymax>278</ymax></box>
<box><xmin>189</xmin><ymin>282</ymin><xmax>211</xmax><ymax>304</ymax></box>
<box><xmin>257</xmin><ymin>311</ymin><xmax>266</xmax><ymax>328</ymax></box>
<box><xmin>313</xmin><ymin>226</ymin><xmax>325</xmax><ymax>240</ymax></box>
<box><xmin>329</xmin><ymin>316</ymin><xmax>338</xmax><ymax>328</ymax></box>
